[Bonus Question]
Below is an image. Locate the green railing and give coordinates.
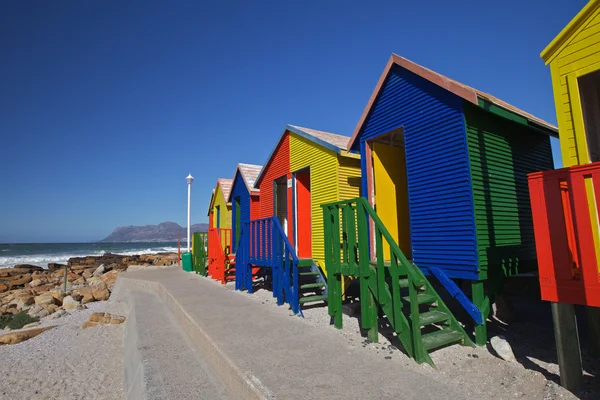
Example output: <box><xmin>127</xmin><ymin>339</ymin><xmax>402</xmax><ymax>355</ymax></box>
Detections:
<box><xmin>192</xmin><ymin>231</ymin><xmax>208</xmax><ymax>276</ymax></box>
<box><xmin>322</xmin><ymin>197</ymin><xmax>472</xmax><ymax>365</ymax></box>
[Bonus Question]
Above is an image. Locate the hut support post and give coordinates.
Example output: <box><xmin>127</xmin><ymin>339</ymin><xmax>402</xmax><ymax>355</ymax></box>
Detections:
<box><xmin>472</xmin><ymin>280</ymin><xmax>487</xmax><ymax>345</ymax></box>
<box><xmin>587</xmin><ymin>306</ymin><xmax>600</xmax><ymax>357</ymax></box>
<box><xmin>552</xmin><ymin>302</ymin><xmax>583</xmax><ymax>393</ymax></box>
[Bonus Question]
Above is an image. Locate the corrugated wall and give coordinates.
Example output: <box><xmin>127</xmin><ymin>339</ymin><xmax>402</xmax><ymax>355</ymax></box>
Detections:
<box><xmin>465</xmin><ymin>104</ymin><xmax>554</xmax><ymax>282</ymax></box>
<box><xmin>213</xmin><ymin>185</ymin><xmax>232</xmax><ymax>230</ymax></box>
<box><xmin>338</xmin><ymin>155</ymin><xmax>362</xmax><ymax>200</ymax></box>
<box><xmin>230</xmin><ymin>173</ymin><xmax>251</xmax><ymax>252</ymax></box>
<box><xmin>290</xmin><ymin>133</ymin><xmax>338</xmax><ymax>270</ymax></box>
<box><xmin>358</xmin><ymin>64</ymin><xmax>478</xmax><ymax>279</ymax></box>
<box><xmin>549</xmin><ymin>7</ymin><xmax>600</xmax><ymax>166</ymax></box>
<box><xmin>250</xmin><ymin>194</ymin><xmax>260</xmax><ymax>220</ymax></box>
<box><xmin>258</xmin><ymin>133</ymin><xmax>290</xmax><ymax>218</ymax></box>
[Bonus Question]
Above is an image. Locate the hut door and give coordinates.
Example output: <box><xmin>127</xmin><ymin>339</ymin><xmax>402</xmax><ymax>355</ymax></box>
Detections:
<box><xmin>578</xmin><ymin>70</ymin><xmax>600</xmax><ymax>162</ymax></box>
<box><xmin>216</xmin><ymin>205</ymin><xmax>221</xmax><ymax>229</ymax></box>
<box><xmin>370</xmin><ymin>136</ymin><xmax>411</xmax><ymax>260</ymax></box>
<box><xmin>274</xmin><ymin>177</ymin><xmax>288</xmax><ymax>235</ymax></box>
<box><xmin>234</xmin><ymin>196</ymin><xmax>241</xmax><ymax>252</ymax></box>
<box><xmin>293</xmin><ymin>169</ymin><xmax>312</xmax><ymax>258</ymax></box>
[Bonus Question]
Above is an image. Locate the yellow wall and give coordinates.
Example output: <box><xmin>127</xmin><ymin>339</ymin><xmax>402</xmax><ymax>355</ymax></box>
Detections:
<box><xmin>544</xmin><ymin>2</ymin><xmax>600</xmax><ymax>167</ymax></box>
<box><xmin>289</xmin><ymin>133</ymin><xmax>338</xmax><ymax>270</ymax></box>
<box><xmin>338</xmin><ymin>155</ymin><xmax>362</xmax><ymax>200</ymax></box>
<box><xmin>372</xmin><ymin>142</ymin><xmax>411</xmax><ymax>259</ymax></box>
<box><xmin>213</xmin><ymin>184</ymin><xmax>232</xmax><ymax>229</ymax></box>
<box><xmin>543</xmin><ymin>0</ymin><xmax>600</xmax><ymax>271</ymax></box>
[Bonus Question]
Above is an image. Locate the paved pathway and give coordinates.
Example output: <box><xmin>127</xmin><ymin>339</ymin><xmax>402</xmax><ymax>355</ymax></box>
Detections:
<box><xmin>118</xmin><ymin>267</ymin><xmax>471</xmax><ymax>400</ymax></box>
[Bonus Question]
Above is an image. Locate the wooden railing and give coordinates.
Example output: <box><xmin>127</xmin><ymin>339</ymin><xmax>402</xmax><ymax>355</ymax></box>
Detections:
<box><xmin>235</xmin><ymin>217</ymin><xmax>300</xmax><ymax>314</ymax></box>
<box><xmin>207</xmin><ymin>228</ymin><xmax>231</xmax><ymax>282</ymax></box>
<box><xmin>529</xmin><ymin>162</ymin><xmax>600</xmax><ymax>307</ymax></box>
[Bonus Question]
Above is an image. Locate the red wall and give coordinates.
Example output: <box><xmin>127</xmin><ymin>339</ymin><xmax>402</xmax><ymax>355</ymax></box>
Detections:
<box><xmin>250</xmin><ymin>194</ymin><xmax>261</xmax><ymax>220</ymax></box>
<box><xmin>259</xmin><ymin>133</ymin><xmax>290</xmax><ymax>218</ymax></box>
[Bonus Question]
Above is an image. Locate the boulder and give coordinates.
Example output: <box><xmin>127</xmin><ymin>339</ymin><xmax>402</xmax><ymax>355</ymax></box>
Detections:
<box><xmin>81</xmin><ymin>268</ymin><xmax>95</xmax><ymax>280</ymax></box>
<box><xmin>82</xmin><ymin>312</ymin><xmax>126</xmax><ymax>329</ymax></box>
<box><xmin>49</xmin><ymin>290</ymin><xmax>66</xmax><ymax>303</ymax></box>
<box><xmin>490</xmin><ymin>335</ymin><xmax>517</xmax><ymax>362</ymax></box>
<box><xmin>47</xmin><ymin>263</ymin><xmax>67</xmax><ymax>272</ymax></box>
<box><xmin>8</xmin><ymin>275</ymin><xmax>32</xmax><ymax>289</ymax></box>
<box><xmin>42</xmin><ymin>304</ymin><xmax>58</xmax><ymax>315</ymax></box>
<box><xmin>27</xmin><ymin>305</ymin><xmax>48</xmax><ymax>319</ymax></box>
<box><xmin>28</xmin><ymin>278</ymin><xmax>47</xmax><ymax>288</ymax></box>
<box><xmin>23</xmin><ymin>322</ymin><xmax>41</xmax><ymax>329</ymax></box>
<box><xmin>13</xmin><ymin>264</ymin><xmax>44</xmax><ymax>272</ymax></box>
<box><xmin>100</xmin><ymin>270</ymin><xmax>120</xmax><ymax>290</ymax></box>
<box><xmin>93</xmin><ymin>264</ymin><xmax>105</xmax><ymax>277</ymax></box>
<box><xmin>34</xmin><ymin>294</ymin><xmax>57</xmax><ymax>306</ymax></box>
<box><xmin>15</xmin><ymin>295</ymin><xmax>35</xmax><ymax>311</ymax></box>
<box><xmin>72</xmin><ymin>287</ymin><xmax>94</xmax><ymax>304</ymax></box>
<box><xmin>49</xmin><ymin>309</ymin><xmax>66</xmax><ymax>320</ymax></box>
<box><xmin>0</xmin><ymin>326</ymin><xmax>55</xmax><ymax>345</ymax></box>
<box><xmin>89</xmin><ymin>279</ymin><xmax>110</xmax><ymax>301</ymax></box>
<box><xmin>61</xmin><ymin>296</ymin><xmax>81</xmax><ymax>311</ymax></box>
<box><xmin>0</xmin><ymin>283</ymin><xmax>7</xmax><ymax>293</ymax></box>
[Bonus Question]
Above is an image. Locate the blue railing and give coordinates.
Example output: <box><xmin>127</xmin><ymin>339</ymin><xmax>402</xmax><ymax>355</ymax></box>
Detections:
<box><xmin>234</xmin><ymin>216</ymin><xmax>299</xmax><ymax>314</ymax></box>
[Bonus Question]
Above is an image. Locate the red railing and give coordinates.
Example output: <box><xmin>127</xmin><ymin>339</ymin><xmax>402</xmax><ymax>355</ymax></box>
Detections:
<box><xmin>207</xmin><ymin>228</ymin><xmax>232</xmax><ymax>283</ymax></box>
<box><xmin>528</xmin><ymin>162</ymin><xmax>600</xmax><ymax>307</ymax></box>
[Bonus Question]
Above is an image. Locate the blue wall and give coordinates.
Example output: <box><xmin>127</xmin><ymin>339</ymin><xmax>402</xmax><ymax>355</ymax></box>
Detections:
<box><xmin>356</xmin><ymin>64</ymin><xmax>478</xmax><ymax>280</ymax></box>
<box><xmin>230</xmin><ymin>173</ymin><xmax>251</xmax><ymax>253</ymax></box>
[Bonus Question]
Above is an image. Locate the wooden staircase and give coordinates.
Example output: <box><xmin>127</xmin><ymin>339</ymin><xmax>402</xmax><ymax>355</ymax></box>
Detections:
<box><xmin>322</xmin><ymin>197</ymin><xmax>474</xmax><ymax>366</ymax></box>
<box><xmin>234</xmin><ymin>217</ymin><xmax>328</xmax><ymax>315</ymax></box>
<box><xmin>297</xmin><ymin>258</ymin><xmax>327</xmax><ymax>306</ymax></box>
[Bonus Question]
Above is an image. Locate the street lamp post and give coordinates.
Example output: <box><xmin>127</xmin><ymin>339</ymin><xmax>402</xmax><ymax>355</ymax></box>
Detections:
<box><xmin>186</xmin><ymin>174</ymin><xmax>194</xmax><ymax>252</ymax></box>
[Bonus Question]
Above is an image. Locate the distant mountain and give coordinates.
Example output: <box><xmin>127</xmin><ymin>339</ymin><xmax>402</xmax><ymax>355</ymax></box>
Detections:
<box><xmin>100</xmin><ymin>221</ymin><xmax>209</xmax><ymax>242</ymax></box>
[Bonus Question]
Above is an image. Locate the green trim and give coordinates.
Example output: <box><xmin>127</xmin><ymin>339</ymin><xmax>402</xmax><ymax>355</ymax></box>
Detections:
<box><xmin>477</xmin><ymin>98</ymin><xmax>558</xmax><ymax>138</ymax></box>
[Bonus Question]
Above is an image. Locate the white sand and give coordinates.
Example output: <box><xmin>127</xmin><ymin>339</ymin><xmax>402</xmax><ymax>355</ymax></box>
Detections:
<box><xmin>0</xmin><ymin>301</ymin><xmax>126</xmax><ymax>400</ymax></box>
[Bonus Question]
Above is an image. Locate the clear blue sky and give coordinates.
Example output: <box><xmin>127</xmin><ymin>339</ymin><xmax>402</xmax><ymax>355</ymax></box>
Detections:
<box><xmin>0</xmin><ymin>0</ymin><xmax>586</xmax><ymax>243</ymax></box>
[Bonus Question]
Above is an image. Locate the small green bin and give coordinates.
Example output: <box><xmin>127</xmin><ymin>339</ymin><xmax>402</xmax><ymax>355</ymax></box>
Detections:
<box><xmin>182</xmin><ymin>252</ymin><xmax>193</xmax><ymax>272</ymax></box>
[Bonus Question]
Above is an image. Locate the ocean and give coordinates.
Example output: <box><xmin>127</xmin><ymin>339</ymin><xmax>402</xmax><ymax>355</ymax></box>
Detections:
<box><xmin>0</xmin><ymin>242</ymin><xmax>180</xmax><ymax>269</ymax></box>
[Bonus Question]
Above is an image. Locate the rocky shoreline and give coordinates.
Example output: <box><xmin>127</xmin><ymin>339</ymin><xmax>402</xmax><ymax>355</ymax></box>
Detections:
<box><xmin>0</xmin><ymin>252</ymin><xmax>178</xmax><ymax>333</ymax></box>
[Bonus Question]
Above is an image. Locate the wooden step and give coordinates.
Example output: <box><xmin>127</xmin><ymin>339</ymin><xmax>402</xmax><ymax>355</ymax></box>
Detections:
<box><xmin>414</xmin><ymin>310</ymin><xmax>450</xmax><ymax>326</ymax></box>
<box><xmin>298</xmin><ymin>258</ymin><xmax>313</xmax><ymax>267</ymax></box>
<box><xmin>300</xmin><ymin>282</ymin><xmax>326</xmax><ymax>290</ymax></box>
<box><xmin>299</xmin><ymin>294</ymin><xmax>328</xmax><ymax>304</ymax></box>
<box><xmin>402</xmin><ymin>293</ymin><xmax>437</xmax><ymax>304</ymax></box>
<box><xmin>421</xmin><ymin>329</ymin><xmax>464</xmax><ymax>351</ymax></box>
<box><xmin>299</xmin><ymin>271</ymin><xmax>320</xmax><ymax>276</ymax></box>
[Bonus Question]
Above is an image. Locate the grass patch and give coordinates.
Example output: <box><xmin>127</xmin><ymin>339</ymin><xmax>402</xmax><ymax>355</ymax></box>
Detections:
<box><xmin>0</xmin><ymin>311</ymin><xmax>39</xmax><ymax>330</ymax></box>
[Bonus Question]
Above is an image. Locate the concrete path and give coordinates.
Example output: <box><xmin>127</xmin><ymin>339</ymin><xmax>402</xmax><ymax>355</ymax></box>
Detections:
<box><xmin>128</xmin><ymin>290</ymin><xmax>229</xmax><ymax>400</ymax></box>
<box><xmin>118</xmin><ymin>267</ymin><xmax>470</xmax><ymax>400</ymax></box>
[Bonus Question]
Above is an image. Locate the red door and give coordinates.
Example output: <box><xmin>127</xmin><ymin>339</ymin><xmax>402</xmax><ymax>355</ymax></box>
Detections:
<box><xmin>295</xmin><ymin>169</ymin><xmax>311</xmax><ymax>258</ymax></box>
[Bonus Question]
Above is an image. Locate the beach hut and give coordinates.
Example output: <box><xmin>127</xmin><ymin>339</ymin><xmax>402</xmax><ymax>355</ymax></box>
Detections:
<box><xmin>235</xmin><ymin>125</ymin><xmax>361</xmax><ymax>312</ymax></box>
<box><xmin>528</xmin><ymin>0</ymin><xmax>600</xmax><ymax>309</ymax></box>
<box><xmin>228</xmin><ymin>163</ymin><xmax>262</xmax><ymax>253</ymax></box>
<box><xmin>526</xmin><ymin>1</ymin><xmax>600</xmax><ymax>388</ymax></box>
<box><xmin>322</xmin><ymin>54</ymin><xmax>557</xmax><ymax>363</ymax></box>
<box><xmin>207</xmin><ymin>178</ymin><xmax>233</xmax><ymax>282</ymax></box>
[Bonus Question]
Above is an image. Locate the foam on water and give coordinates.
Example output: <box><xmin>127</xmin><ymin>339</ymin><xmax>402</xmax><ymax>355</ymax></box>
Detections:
<box><xmin>0</xmin><ymin>245</ymin><xmax>179</xmax><ymax>269</ymax></box>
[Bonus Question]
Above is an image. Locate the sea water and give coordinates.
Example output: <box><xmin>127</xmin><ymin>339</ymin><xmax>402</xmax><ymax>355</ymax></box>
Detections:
<box><xmin>0</xmin><ymin>242</ymin><xmax>179</xmax><ymax>269</ymax></box>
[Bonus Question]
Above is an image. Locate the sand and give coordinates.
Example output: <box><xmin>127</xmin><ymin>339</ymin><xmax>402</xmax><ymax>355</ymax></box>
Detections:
<box><xmin>0</xmin><ymin>301</ymin><xmax>126</xmax><ymax>400</ymax></box>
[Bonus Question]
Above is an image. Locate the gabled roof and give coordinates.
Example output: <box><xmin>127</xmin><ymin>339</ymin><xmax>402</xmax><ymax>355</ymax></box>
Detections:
<box><xmin>207</xmin><ymin>178</ymin><xmax>233</xmax><ymax>216</ymax></box>
<box><xmin>254</xmin><ymin>124</ymin><xmax>351</xmax><ymax>187</ymax></box>
<box><xmin>348</xmin><ymin>54</ymin><xmax>558</xmax><ymax>150</ymax></box>
<box><xmin>207</xmin><ymin>189</ymin><xmax>215</xmax><ymax>216</ymax></box>
<box><xmin>217</xmin><ymin>178</ymin><xmax>233</xmax><ymax>202</ymax></box>
<box><xmin>541</xmin><ymin>0</ymin><xmax>600</xmax><ymax>64</ymax></box>
<box><xmin>228</xmin><ymin>163</ymin><xmax>262</xmax><ymax>202</ymax></box>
